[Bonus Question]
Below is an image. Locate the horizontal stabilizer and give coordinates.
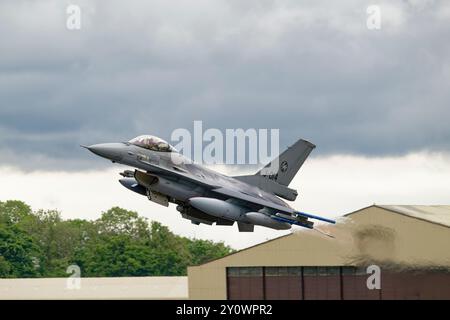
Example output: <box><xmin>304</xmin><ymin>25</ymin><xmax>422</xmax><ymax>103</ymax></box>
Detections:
<box><xmin>233</xmin><ymin>175</ymin><xmax>298</xmax><ymax>201</ymax></box>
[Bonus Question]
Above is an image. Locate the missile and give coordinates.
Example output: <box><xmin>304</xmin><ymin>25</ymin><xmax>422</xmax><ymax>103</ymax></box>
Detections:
<box><xmin>272</xmin><ymin>215</ymin><xmax>314</xmax><ymax>229</ymax></box>
<box><xmin>244</xmin><ymin>212</ymin><xmax>291</xmax><ymax>230</ymax></box>
<box><xmin>118</xmin><ymin>178</ymin><xmax>147</xmax><ymax>196</ymax></box>
<box><xmin>274</xmin><ymin>211</ymin><xmax>334</xmax><ymax>228</ymax></box>
<box><xmin>295</xmin><ymin>211</ymin><xmax>336</xmax><ymax>224</ymax></box>
<box><xmin>275</xmin><ymin>212</ymin><xmax>306</xmax><ymax>222</ymax></box>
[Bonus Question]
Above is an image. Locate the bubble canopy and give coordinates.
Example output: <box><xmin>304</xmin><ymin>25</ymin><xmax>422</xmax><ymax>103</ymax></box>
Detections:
<box><xmin>128</xmin><ymin>135</ymin><xmax>176</xmax><ymax>152</ymax></box>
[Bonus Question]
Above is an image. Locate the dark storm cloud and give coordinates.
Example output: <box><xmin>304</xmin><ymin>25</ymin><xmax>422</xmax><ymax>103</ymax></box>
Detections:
<box><xmin>0</xmin><ymin>0</ymin><xmax>449</xmax><ymax>170</ymax></box>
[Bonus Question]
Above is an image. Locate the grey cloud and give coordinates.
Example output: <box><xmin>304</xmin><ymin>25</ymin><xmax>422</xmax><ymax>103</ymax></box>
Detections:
<box><xmin>0</xmin><ymin>0</ymin><xmax>449</xmax><ymax>170</ymax></box>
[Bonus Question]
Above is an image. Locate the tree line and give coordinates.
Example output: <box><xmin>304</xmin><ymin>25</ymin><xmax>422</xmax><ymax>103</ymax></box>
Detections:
<box><xmin>0</xmin><ymin>200</ymin><xmax>233</xmax><ymax>278</ymax></box>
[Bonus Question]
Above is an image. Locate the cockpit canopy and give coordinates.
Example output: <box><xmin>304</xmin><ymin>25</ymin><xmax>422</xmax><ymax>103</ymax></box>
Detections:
<box><xmin>129</xmin><ymin>135</ymin><xmax>176</xmax><ymax>152</ymax></box>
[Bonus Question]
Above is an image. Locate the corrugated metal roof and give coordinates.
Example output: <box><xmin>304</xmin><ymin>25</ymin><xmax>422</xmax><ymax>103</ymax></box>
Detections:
<box><xmin>198</xmin><ymin>205</ymin><xmax>450</xmax><ymax>267</ymax></box>
<box><xmin>377</xmin><ymin>205</ymin><xmax>450</xmax><ymax>228</ymax></box>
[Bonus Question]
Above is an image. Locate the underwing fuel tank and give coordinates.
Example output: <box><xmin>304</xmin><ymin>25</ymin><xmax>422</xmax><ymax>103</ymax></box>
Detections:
<box><xmin>188</xmin><ymin>197</ymin><xmax>244</xmax><ymax>221</ymax></box>
<box><xmin>188</xmin><ymin>197</ymin><xmax>291</xmax><ymax>230</ymax></box>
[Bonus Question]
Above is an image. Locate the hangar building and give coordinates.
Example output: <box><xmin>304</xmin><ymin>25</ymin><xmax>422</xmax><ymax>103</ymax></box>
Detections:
<box><xmin>188</xmin><ymin>205</ymin><xmax>450</xmax><ymax>300</ymax></box>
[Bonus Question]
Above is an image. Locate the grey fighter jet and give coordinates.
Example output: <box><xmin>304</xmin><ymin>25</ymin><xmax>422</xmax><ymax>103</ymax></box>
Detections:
<box><xmin>83</xmin><ymin>135</ymin><xmax>335</xmax><ymax>232</ymax></box>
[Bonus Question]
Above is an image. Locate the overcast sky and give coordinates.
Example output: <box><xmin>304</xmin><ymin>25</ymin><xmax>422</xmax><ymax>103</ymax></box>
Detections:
<box><xmin>1</xmin><ymin>0</ymin><xmax>449</xmax><ymax>248</ymax></box>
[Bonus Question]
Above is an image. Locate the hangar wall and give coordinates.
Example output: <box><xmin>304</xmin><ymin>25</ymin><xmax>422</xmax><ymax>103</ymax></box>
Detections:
<box><xmin>225</xmin><ymin>266</ymin><xmax>450</xmax><ymax>300</ymax></box>
<box><xmin>188</xmin><ymin>205</ymin><xmax>450</xmax><ymax>300</ymax></box>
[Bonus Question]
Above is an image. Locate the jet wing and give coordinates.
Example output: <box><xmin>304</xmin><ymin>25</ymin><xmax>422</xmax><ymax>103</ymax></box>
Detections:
<box><xmin>212</xmin><ymin>187</ymin><xmax>296</xmax><ymax>214</ymax></box>
<box><xmin>212</xmin><ymin>187</ymin><xmax>335</xmax><ymax>224</ymax></box>
<box><xmin>139</xmin><ymin>160</ymin><xmax>335</xmax><ymax>224</ymax></box>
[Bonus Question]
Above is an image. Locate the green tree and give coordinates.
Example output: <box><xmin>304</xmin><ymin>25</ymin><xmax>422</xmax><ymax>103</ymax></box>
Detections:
<box><xmin>0</xmin><ymin>200</ymin><xmax>32</xmax><ymax>224</ymax></box>
<box><xmin>0</xmin><ymin>255</ymin><xmax>11</xmax><ymax>277</ymax></box>
<box><xmin>0</xmin><ymin>222</ymin><xmax>39</xmax><ymax>277</ymax></box>
<box><xmin>22</xmin><ymin>209</ymin><xmax>64</xmax><ymax>276</ymax></box>
<box><xmin>96</xmin><ymin>207</ymin><xmax>150</xmax><ymax>239</ymax></box>
<box><xmin>187</xmin><ymin>239</ymin><xmax>232</xmax><ymax>265</ymax></box>
<box><xmin>75</xmin><ymin>234</ymin><xmax>157</xmax><ymax>276</ymax></box>
<box><xmin>147</xmin><ymin>222</ymin><xmax>190</xmax><ymax>275</ymax></box>
<box><xmin>0</xmin><ymin>201</ymin><xmax>234</xmax><ymax>278</ymax></box>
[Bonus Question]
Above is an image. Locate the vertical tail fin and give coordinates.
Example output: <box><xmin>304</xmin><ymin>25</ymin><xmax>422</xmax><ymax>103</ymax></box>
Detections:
<box><xmin>258</xmin><ymin>139</ymin><xmax>315</xmax><ymax>186</ymax></box>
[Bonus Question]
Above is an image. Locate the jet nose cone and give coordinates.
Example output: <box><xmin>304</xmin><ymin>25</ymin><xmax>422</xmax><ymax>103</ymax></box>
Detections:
<box><xmin>84</xmin><ymin>143</ymin><xmax>124</xmax><ymax>161</ymax></box>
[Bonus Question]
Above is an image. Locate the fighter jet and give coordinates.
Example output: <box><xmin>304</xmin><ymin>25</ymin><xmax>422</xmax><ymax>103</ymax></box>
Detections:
<box><xmin>83</xmin><ymin>135</ymin><xmax>335</xmax><ymax>232</ymax></box>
